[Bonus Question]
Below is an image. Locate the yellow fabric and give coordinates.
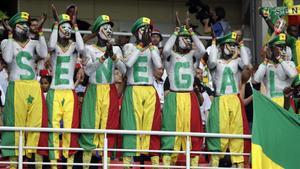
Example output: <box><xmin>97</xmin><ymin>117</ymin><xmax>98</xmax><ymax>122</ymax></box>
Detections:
<box><xmin>296</xmin><ymin>40</ymin><xmax>300</xmax><ymax>69</ymax></box>
<box><xmin>252</xmin><ymin>143</ymin><xmax>283</xmax><ymax>169</ymax></box>
<box><xmin>218</xmin><ymin>94</ymin><xmax>244</xmax><ymax>164</ymax></box>
<box><xmin>271</xmin><ymin>96</ymin><xmax>284</xmax><ymax>107</ymax></box>
<box><xmin>174</xmin><ymin>93</ymin><xmax>191</xmax><ymax>153</ymax></box>
<box><xmin>51</xmin><ymin>90</ymin><xmax>74</xmax><ymax>159</ymax></box>
<box><xmin>66</xmin><ymin>155</ymin><xmax>74</xmax><ymax>169</ymax></box>
<box><xmin>50</xmin><ymin>160</ymin><xmax>58</xmax><ymax>169</ymax></box>
<box><xmin>10</xmin><ymin>156</ymin><xmax>17</xmax><ymax>169</ymax></box>
<box><xmin>132</xmin><ymin>86</ymin><xmax>157</xmax><ymax>155</ymax></box>
<box><xmin>123</xmin><ymin>156</ymin><xmax>132</xmax><ymax>168</ymax></box>
<box><xmin>93</xmin><ymin>84</ymin><xmax>111</xmax><ymax>148</ymax></box>
<box><xmin>151</xmin><ymin>155</ymin><xmax>160</xmax><ymax>168</ymax></box>
<box><xmin>13</xmin><ymin>80</ymin><xmax>43</xmax><ymax>156</ymax></box>
<box><xmin>191</xmin><ymin>156</ymin><xmax>199</xmax><ymax>167</ymax></box>
<box><xmin>83</xmin><ymin>151</ymin><xmax>92</xmax><ymax>169</ymax></box>
<box><xmin>35</xmin><ymin>154</ymin><xmax>43</xmax><ymax>169</ymax></box>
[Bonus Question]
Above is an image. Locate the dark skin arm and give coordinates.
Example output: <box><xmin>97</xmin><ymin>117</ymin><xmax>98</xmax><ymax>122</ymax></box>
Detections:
<box><xmin>283</xmin><ymin>87</ymin><xmax>293</xmax><ymax>110</ymax></box>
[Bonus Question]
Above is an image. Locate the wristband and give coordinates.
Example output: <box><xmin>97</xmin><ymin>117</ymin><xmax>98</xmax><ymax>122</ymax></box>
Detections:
<box><xmin>38</xmin><ymin>31</ymin><xmax>44</xmax><ymax>36</ymax></box>
<box><xmin>190</xmin><ymin>31</ymin><xmax>196</xmax><ymax>36</ymax></box>
<box><xmin>173</xmin><ymin>32</ymin><xmax>179</xmax><ymax>36</ymax></box>
<box><xmin>74</xmin><ymin>24</ymin><xmax>79</xmax><ymax>32</ymax></box>
<box><xmin>278</xmin><ymin>58</ymin><xmax>284</xmax><ymax>63</ymax></box>
<box><xmin>136</xmin><ymin>44</ymin><xmax>143</xmax><ymax>51</ymax></box>
<box><xmin>8</xmin><ymin>32</ymin><xmax>13</xmax><ymax>39</ymax></box>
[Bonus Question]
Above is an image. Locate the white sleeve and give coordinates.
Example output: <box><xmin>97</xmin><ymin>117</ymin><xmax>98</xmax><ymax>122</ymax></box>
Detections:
<box><xmin>75</xmin><ymin>30</ymin><xmax>85</xmax><ymax>54</ymax></box>
<box><xmin>151</xmin><ymin>46</ymin><xmax>162</xmax><ymax>68</ymax></box>
<box><xmin>207</xmin><ymin>44</ymin><xmax>218</xmax><ymax>69</ymax></box>
<box><xmin>191</xmin><ymin>34</ymin><xmax>206</xmax><ymax>59</ymax></box>
<box><xmin>238</xmin><ymin>45</ymin><xmax>250</xmax><ymax>68</ymax></box>
<box><xmin>84</xmin><ymin>46</ymin><xmax>101</xmax><ymax>76</ymax></box>
<box><xmin>123</xmin><ymin>43</ymin><xmax>140</xmax><ymax>68</ymax></box>
<box><xmin>35</xmin><ymin>35</ymin><xmax>48</xmax><ymax>58</ymax></box>
<box><xmin>1</xmin><ymin>39</ymin><xmax>13</xmax><ymax>63</ymax></box>
<box><xmin>163</xmin><ymin>33</ymin><xmax>177</xmax><ymax>58</ymax></box>
<box><xmin>48</xmin><ymin>26</ymin><xmax>58</xmax><ymax>51</ymax></box>
<box><xmin>113</xmin><ymin>47</ymin><xmax>126</xmax><ymax>75</ymax></box>
<box><xmin>254</xmin><ymin>63</ymin><xmax>267</xmax><ymax>83</ymax></box>
<box><xmin>280</xmin><ymin>61</ymin><xmax>297</xmax><ymax>78</ymax></box>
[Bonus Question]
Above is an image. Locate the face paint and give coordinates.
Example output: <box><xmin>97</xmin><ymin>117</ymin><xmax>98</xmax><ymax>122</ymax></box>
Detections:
<box><xmin>15</xmin><ymin>22</ymin><xmax>29</xmax><ymax>36</ymax></box>
<box><xmin>59</xmin><ymin>22</ymin><xmax>72</xmax><ymax>39</ymax></box>
<box><xmin>178</xmin><ymin>36</ymin><xmax>192</xmax><ymax>50</ymax></box>
<box><xmin>138</xmin><ymin>26</ymin><xmax>145</xmax><ymax>40</ymax></box>
<box><xmin>98</xmin><ymin>24</ymin><xmax>113</xmax><ymax>41</ymax></box>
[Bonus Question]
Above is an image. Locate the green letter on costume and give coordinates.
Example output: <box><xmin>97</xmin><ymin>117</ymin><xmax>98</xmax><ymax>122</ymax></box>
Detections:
<box><xmin>133</xmin><ymin>56</ymin><xmax>148</xmax><ymax>82</ymax></box>
<box><xmin>220</xmin><ymin>67</ymin><xmax>237</xmax><ymax>94</ymax></box>
<box><xmin>16</xmin><ymin>51</ymin><xmax>35</xmax><ymax>80</ymax></box>
<box><xmin>269</xmin><ymin>70</ymin><xmax>282</xmax><ymax>97</ymax></box>
<box><xmin>96</xmin><ymin>58</ymin><xmax>113</xmax><ymax>83</ymax></box>
<box><xmin>174</xmin><ymin>62</ymin><xmax>192</xmax><ymax>89</ymax></box>
<box><xmin>55</xmin><ymin>56</ymin><xmax>70</xmax><ymax>85</ymax></box>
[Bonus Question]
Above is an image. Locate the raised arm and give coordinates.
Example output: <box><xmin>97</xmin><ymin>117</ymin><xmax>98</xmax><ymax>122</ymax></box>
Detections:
<box><xmin>74</xmin><ymin>26</ymin><xmax>84</xmax><ymax>54</ymax></box>
<box><xmin>1</xmin><ymin>37</ymin><xmax>13</xmax><ymax>64</ymax></box>
<box><xmin>254</xmin><ymin>62</ymin><xmax>268</xmax><ymax>83</ymax></box>
<box><xmin>238</xmin><ymin>45</ymin><xmax>250</xmax><ymax>68</ymax></box>
<box><xmin>35</xmin><ymin>32</ymin><xmax>48</xmax><ymax>58</ymax></box>
<box><xmin>150</xmin><ymin>45</ymin><xmax>162</xmax><ymax>68</ymax></box>
<box><xmin>207</xmin><ymin>43</ymin><xmax>218</xmax><ymax>69</ymax></box>
<box><xmin>48</xmin><ymin>23</ymin><xmax>58</xmax><ymax>51</ymax></box>
<box><xmin>279</xmin><ymin>60</ymin><xmax>297</xmax><ymax>78</ymax></box>
<box><xmin>123</xmin><ymin>43</ymin><xmax>141</xmax><ymax>68</ymax></box>
<box><xmin>189</xmin><ymin>28</ymin><xmax>206</xmax><ymax>59</ymax></box>
<box><xmin>163</xmin><ymin>28</ymin><xmax>179</xmax><ymax>58</ymax></box>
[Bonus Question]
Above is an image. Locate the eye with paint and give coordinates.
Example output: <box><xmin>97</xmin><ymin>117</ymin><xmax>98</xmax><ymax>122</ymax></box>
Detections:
<box><xmin>178</xmin><ymin>36</ymin><xmax>192</xmax><ymax>50</ymax></box>
<box><xmin>99</xmin><ymin>24</ymin><xmax>113</xmax><ymax>41</ymax></box>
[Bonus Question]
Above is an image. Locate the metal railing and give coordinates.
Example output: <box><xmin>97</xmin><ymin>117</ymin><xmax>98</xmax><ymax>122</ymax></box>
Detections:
<box><xmin>0</xmin><ymin>127</ymin><xmax>251</xmax><ymax>169</ymax></box>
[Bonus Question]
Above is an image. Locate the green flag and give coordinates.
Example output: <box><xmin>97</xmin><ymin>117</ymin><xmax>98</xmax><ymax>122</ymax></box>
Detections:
<box><xmin>252</xmin><ymin>90</ymin><xmax>300</xmax><ymax>168</ymax></box>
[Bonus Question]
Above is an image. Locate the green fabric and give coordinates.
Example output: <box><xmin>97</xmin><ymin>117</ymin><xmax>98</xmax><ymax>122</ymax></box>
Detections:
<box><xmin>292</xmin><ymin>74</ymin><xmax>300</xmax><ymax>87</ymax></box>
<box><xmin>9</xmin><ymin>12</ymin><xmax>29</xmax><ymax>27</ymax></box>
<box><xmin>58</xmin><ymin>14</ymin><xmax>71</xmax><ymax>25</ymax></box>
<box><xmin>268</xmin><ymin>33</ymin><xmax>287</xmax><ymax>47</ymax></box>
<box><xmin>1</xmin><ymin>81</ymin><xmax>16</xmax><ymax>157</ymax></box>
<box><xmin>121</xmin><ymin>86</ymin><xmax>137</xmax><ymax>156</ymax></box>
<box><xmin>131</xmin><ymin>17</ymin><xmax>152</xmax><ymax>33</ymax></box>
<box><xmin>92</xmin><ymin>15</ymin><xmax>114</xmax><ymax>33</ymax></box>
<box><xmin>0</xmin><ymin>10</ymin><xmax>8</xmax><ymax>20</ymax></box>
<box><xmin>286</xmin><ymin>35</ymin><xmax>298</xmax><ymax>65</ymax></box>
<box><xmin>161</xmin><ymin>92</ymin><xmax>177</xmax><ymax>151</ymax></box>
<box><xmin>46</xmin><ymin>89</ymin><xmax>55</xmax><ymax>160</ymax></box>
<box><xmin>217</xmin><ymin>32</ymin><xmax>238</xmax><ymax>45</ymax></box>
<box><xmin>206</xmin><ymin>96</ymin><xmax>221</xmax><ymax>151</ymax></box>
<box><xmin>252</xmin><ymin>90</ymin><xmax>300</xmax><ymax>168</ymax></box>
<box><xmin>79</xmin><ymin>84</ymin><xmax>97</xmax><ymax>151</ymax></box>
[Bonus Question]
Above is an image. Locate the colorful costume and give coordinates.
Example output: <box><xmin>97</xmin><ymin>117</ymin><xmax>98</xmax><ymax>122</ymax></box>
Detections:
<box><xmin>254</xmin><ymin>33</ymin><xmax>297</xmax><ymax>107</ymax></box>
<box><xmin>0</xmin><ymin>12</ymin><xmax>48</xmax><ymax>168</ymax></box>
<box><xmin>46</xmin><ymin>14</ymin><xmax>84</xmax><ymax>165</ymax></box>
<box><xmin>121</xmin><ymin>17</ymin><xmax>162</xmax><ymax>165</ymax></box>
<box><xmin>206</xmin><ymin>32</ymin><xmax>250</xmax><ymax>167</ymax></box>
<box><xmin>78</xmin><ymin>15</ymin><xmax>126</xmax><ymax>168</ymax></box>
<box><xmin>161</xmin><ymin>26</ymin><xmax>205</xmax><ymax>166</ymax></box>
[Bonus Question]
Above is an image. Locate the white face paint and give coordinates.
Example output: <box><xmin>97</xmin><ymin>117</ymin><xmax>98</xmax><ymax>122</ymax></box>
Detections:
<box><xmin>15</xmin><ymin>22</ymin><xmax>29</xmax><ymax>36</ymax></box>
<box><xmin>98</xmin><ymin>24</ymin><xmax>113</xmax><ymax>41</ymax></box>
<box><xmin>178</xmin><ymin>36</ymin><xmax>192</xmax><ymax>50</ymax></box>
<box><xmin>59</xmin><ymin>22</ymin><xmax>72</xmax><ymax>39</ymax></box>
<box><xmin>137</xmin><ymin>26</ymin><xmax>146</xmax><ymax>40</ymax></box>
<box><xmin>223</xmin><ymin>43</ymin><xmax>237</xmax><ymax>56</ymax></box>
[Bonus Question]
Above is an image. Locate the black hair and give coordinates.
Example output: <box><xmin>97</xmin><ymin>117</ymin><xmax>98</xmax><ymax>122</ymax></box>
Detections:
<box><xmin>215</xmin><ymin>6</ymin><xmax>226</xmax><ymax>20</ymax></box>
<box><xmin>30</xmin><ymin>18</ymin><xmax>38</xmax><ymax>23</ymax></box>
<box><xmin>40</xmin><ymin>76</ymin><xmax>52</xmax><ymax>84</ymax></box>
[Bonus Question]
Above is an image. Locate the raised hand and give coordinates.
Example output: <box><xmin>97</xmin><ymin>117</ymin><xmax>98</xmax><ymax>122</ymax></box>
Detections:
<box><xmin>283</xmin><ymin>87</ymin><xmax>294</xmax><ymax>98</ymax></box>
<box><xmin>2</xmin><ymin>19</ymin><xmax>13</xmax><ymax>32</ymax></box>
<box><xmin>37</xmin><ymin>13</ymin><xmax>47</xmax><ymax>31</ymax></box>
<box><xmin>175</xmin><ymin>11</ymin><xmax>181</xmax><ymax>27</ymax></box>
<box><xmin>71</xmin><ymin>6</ymin><xmax>78</xmax><ymax>26</ymax></box>
<box><xmin>185</xmin><ymin>11</ymin><xmax>190</xmax><ymax>29</ymax></box>
<box><xmin>51</xmin><ymin>4</ymin><xmax>59</xmax><ymax>22</ymax></box>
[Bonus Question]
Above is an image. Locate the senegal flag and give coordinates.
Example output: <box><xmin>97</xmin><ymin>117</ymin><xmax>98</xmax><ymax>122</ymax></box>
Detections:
<box><xmin>252</xmin><ymin>90</ymin><xmax>300</xmax><ymax>168</ymax></box>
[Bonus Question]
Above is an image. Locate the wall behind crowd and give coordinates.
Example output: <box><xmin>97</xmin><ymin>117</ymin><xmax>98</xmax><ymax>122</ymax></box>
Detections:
<box><xmin>19</xmin><ymin>0</ymin><xmax>245</xmax><ymax>36</ymax></box>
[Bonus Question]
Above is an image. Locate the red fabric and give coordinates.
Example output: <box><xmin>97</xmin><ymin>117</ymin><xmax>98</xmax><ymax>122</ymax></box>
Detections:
<box><xmin>149</xmin><ymin>91</ymin><xmax>161</xmax><ymax>156</ymax></box>
<box><xmin>39</xmin><ymin>69</ymin><xmax>51</xmax><ymax>76</ymax></box>
<box><xmin>106</xmin><ymin>84</ymin><xmax>120</xmax><ymax>157</ymax></box>
<box><xmin>288</xmin><ymin>15</ymin><xmax>300</xmax><ymax>25</ymax></box>
<box><xmin>190</xmin><ymin>92</ymin><xmax>203</xmax><ymax>156</ymax></box>
<box><xmin>290</xmin><ymin>96</ymin><xmax>297</xmax><ymax>113</ymax></box>
<box><xmin>238</xmin><ymin>94</ymin><xmax>251</xmax><ymax>164</ymax></box>
<box><xmin>37</xmin><ymin>89</ymin><xmax>49</xmax><ymax>156</ymax></box>
<box><xmin>68</xmin><ymin>90</ymin><xmax>80</xmax><ymax>157</ymax></box>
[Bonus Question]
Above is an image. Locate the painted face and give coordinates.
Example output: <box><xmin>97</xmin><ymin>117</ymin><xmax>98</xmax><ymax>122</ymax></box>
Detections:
<box><xmin>274</xmin><ymin>18</ymin><xmax>286</xmax><ymax>34</ymax></box>
<box><xmin>59</xmin><ymin>22</ymin><xmax>72</xmax><ymax>39</ymax></box>
<box><xmin>178</xmin><ymin>36</ymin><xmax>192</xmax><ymax>50</ymax></box>
<box><xmin>223</xmin><ymin>42</ymin><xmax>237</xmax><ymax>56</ymax></box>
<box><xmin>15</xmin><ymin>22</ymin><xmax>29</xmax><ymax>36</ymax></box>
<box><xmin>137</xmin><ymin>26</ymin><xmax>145</xmax><ymax>40</ymax></box>
<box><xmin>99</xmin><ymin>23</ymin><xmax>113</xmax><ymax>41</ymax></box>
